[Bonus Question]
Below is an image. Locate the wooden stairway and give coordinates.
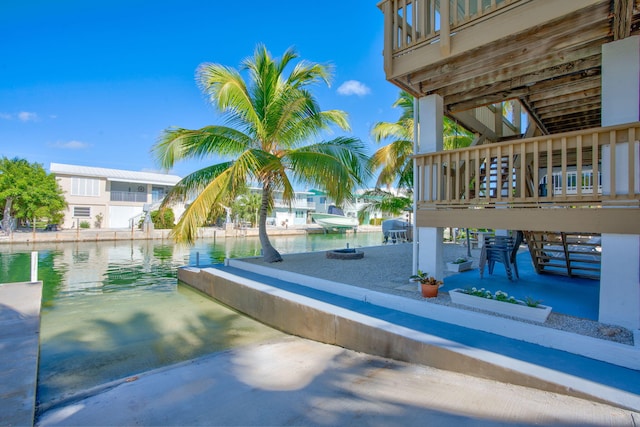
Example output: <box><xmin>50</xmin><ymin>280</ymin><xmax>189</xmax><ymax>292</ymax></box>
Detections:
<box><xmin>523</xmin><ymin>231</ymin><xmax>601</xmax><ymax>280</ymax></box>
<box><xmin>476</xmin><ymin>155</ymin><xmax>514</xmax><ymax>198</ymax></box>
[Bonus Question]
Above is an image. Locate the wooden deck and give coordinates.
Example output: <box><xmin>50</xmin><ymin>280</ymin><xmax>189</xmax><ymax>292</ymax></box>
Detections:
<box><xmin>378</xmin><ymin>0</ymin><xmax>640</xmax><ymax>136</ymax></box>
<box><xmin>413</xmin><ymin>123</ymin><xmax>640</xmax><ymax>234</ymax></box>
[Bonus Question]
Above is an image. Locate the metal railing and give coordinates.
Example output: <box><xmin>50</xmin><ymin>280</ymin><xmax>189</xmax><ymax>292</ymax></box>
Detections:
<box><xmin>272</xmin><ymin>199</ymin><xmax>316</xmax><ymax>210</ymax></box>
<box><xmin>415</xmin><ymin>122</ymin><xmax>640</xmax><ymax>209</ymax></box>
<box><xmin>110</xmin><ymin>191</ymin><xmax>148</xmax><ymax>203</ymax></box>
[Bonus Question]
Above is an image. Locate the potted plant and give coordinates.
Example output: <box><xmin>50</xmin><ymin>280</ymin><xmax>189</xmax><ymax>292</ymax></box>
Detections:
<box><xmin>409</xmin><ymin>270</ymin><xmax>443</xmax><ymax>298</ymax></box>
<box><xmin>446</xmin><ymin>257</ymin><xmax>473</xmax><ymax>272</ymax></box>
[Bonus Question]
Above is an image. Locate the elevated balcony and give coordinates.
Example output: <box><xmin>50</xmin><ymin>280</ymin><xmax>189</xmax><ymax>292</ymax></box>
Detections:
<box><xmin>415</xmin><ymin>123</ymin><xmax>640</xmax><ymax>234</ymax></box>
<box><xmin>273</xmin><ymin>199</ymin><xmax>316</xmax><ymax>210</ymax></box>
<box><xmin>378</xmin><ymin>0</ymin><xmax>640</xmax><ymax>136</ymax></box>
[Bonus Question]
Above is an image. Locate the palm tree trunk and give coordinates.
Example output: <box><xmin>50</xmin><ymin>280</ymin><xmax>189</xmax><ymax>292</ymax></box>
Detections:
<box><xmin>259</xmin><ymin>184</ymin><xmax>282</xmax><ymax>263</ymax></box>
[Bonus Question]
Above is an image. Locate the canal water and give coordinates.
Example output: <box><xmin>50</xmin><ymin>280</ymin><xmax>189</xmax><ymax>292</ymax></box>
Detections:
<box><xmin>0</xmin><ymin>231</ymin><xmax>383</xmax><ymax>406</ymax></box>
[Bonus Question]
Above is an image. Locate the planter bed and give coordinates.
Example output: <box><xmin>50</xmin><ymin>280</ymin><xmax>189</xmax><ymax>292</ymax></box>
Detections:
<box><xmin>449</xmin><ymin>289</ymin><xmax>552</xmax><ymax>323</ymax></box>
<box><xmin>446</xmin><ymin>260</ymin><xmax>473</xmax><ymax>272</ymax></box>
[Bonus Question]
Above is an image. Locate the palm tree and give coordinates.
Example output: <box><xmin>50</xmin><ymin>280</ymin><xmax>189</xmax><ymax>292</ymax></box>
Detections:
<box><xmin>356</xmin><ymin>188</ymin><xmax>412</xmax><ymax>224</ymax></box>
<box><xmin>370</xmin><ymin>91</ymin><xmax>475</xmax><ymax>189</ymax></box>
<box><xmin>443</xmin><ymin>116</ymin><xmax>474</xmax><ymax>150</ymax></box>
<box><xmin>152</xmin><ymin>45</ymin><xmax>369</xmax><ymax>262</ymax></box>
<box><xmin>231</xmin><ymin>191</ymin><xmax>262</xmax><ymax>227</ymax></box>
<box><xmin>369</xmin><ymin>91</ymin><xmax>414</xmax><ymax>190</ymax></box>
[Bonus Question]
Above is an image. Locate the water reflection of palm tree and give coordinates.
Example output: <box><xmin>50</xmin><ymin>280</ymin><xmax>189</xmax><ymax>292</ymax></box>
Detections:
<box><xmin>153</xmin><ymin>45</ymin><xmax>369</xmax><ymax>262</ymax></box>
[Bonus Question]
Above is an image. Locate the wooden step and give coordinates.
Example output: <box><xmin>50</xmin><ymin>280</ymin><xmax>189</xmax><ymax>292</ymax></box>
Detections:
<box><xmin>523</xmin><ymin>231</ymin><xmax>601</xmax><ymax>280</ymax></box>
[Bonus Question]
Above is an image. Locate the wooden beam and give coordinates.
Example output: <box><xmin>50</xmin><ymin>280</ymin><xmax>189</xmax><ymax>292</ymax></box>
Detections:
<box><xmin>382</xmin><ymin>0</ymin><xmax>393</xmax><ymax>77</ymax></box>
<box><xmin>407</xmin><ymin>8</ymin><xmax>609</xmax><ymax>91</ymax></box>
<box><xmin>415</xmin><ymin>207</ymin><xmax>640</xmax><ymax>234</ymax></box>
<box><xmin>527</xmin><ymin>76</ymin><xmax>601</xmax><ymax>102</ymax></box>
<box><xmin>432</xmin><ymin>47</ymin><xmax>603</xmax><ymax>101</ymax></box>
<box><xmin>533</xmin><ymin>90</ymin><xmax>601</xmax><ymax>110</ymax></box>
<box><xmin>452</xmin><ymin>110</ymin><xmax>498</xmax><ymax>141</ymax></box>
<box><xmin>613</xmin><ymin>0</ymin><xmax>635</xmax><ymax>40</ymax></box>
<box><xmin>536</xmin><ymin>98</ymin><xmax>601</xmax><ymax>118</ymax></box>
<box><xmin>440</xmin><ymin>0</ymin><xmax>451</xmax><ymax>56</ymax></box>
<box><xmin>519</xmin><ymin>97</ymin><xmax>549</xmax><ymax>135</ymax></box>
<box><xmin>440</xmin><ymin>54</ymin><xmax>602</xmax><ymax>113</ymax></box>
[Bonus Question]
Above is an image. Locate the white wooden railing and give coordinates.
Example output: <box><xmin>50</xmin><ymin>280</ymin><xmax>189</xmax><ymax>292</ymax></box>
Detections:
<box><xmin>379</xmin><ymin>0</ymin><xmax>517</xmax><ymax>58</ymax></box>
<box><xmin>415</xmin><ymin>123</ymin><xmax>640</xmax><ymax>209</ymax></box>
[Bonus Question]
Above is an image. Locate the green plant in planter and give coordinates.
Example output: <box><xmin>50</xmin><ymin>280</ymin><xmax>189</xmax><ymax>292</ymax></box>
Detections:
<box><xmin>460</xmin><ymin>287</ymin><xmax>518</xmax><ymax>304</ymax></box>
<box><xmin>524</xmin><ymin>296</ymin><xmax>542</xmax><ymax>307</ymax></box>
<box><xmin>452</xmin><ymin>257</ymin><xmax>468</xmax><ymax>264</ymax></box>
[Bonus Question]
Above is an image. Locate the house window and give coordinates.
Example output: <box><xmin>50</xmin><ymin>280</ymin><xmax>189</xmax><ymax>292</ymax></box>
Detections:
<box><xmin>71</xmin><ymin>178</ymin><xmax>100</xmax><ymax>197</ymax></box>
<box><xmin>152</xmin><ymin>186</ymin><xmax>166</xmax><ymax>203</ymax></box>
<box><xmin>73</xmin><ymin>206</ymin><xmax>91</xmax><ymax>217</ymax></box>
<box><xmin>295</xmin><ymin>210</ymin><xmax>305</xmax><ymax>218</ymax></box>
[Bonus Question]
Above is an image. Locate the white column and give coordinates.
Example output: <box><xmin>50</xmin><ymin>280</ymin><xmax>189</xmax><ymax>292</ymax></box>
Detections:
<box><xmin>599</xmin><ymin>36</ymin><xmax>640</xmax><ymax>330</ymax></box>
<box><xmin>599</xmin><ymin>235</ymin><xmax>640</xmax><ymax>329</ymax></box>
<box><xmin>414</xmin><ymin>95</ymin><xmax>444</xmax><ymax>283</ymax></box>
<box><xmin>602</xmin><ymin>36</ymin><xmax>640</xmax><ymax>126</ymax></box>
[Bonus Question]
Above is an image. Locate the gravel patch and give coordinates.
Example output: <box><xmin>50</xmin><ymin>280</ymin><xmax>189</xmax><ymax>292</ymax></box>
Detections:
<box><xmin>240</xmin><ymin>242</ymin><xmax>634</xmax><ymax>346</ymax></box>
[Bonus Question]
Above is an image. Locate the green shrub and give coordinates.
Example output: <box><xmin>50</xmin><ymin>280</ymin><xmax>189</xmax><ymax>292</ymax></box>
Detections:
<box><xmin>79</xmin><ymin>220</ymin><xmax>90</xmax><ymax>229</ymax></box>
<box><xmin>150</xmin><ymin>209</ymin><xmax>175</xmax><ymax>229</ymax></box>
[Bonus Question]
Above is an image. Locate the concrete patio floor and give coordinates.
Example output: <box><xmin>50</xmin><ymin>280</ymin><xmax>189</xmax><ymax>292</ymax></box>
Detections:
<box><xmin>442</xmin><ymin>250</ymin><xmax>600</xmax><ymax>320</ymax></box>
<box><xmin>242</xmin><ymin>242</ymin><xmax>601</xmax><ymax>321</ymax></box>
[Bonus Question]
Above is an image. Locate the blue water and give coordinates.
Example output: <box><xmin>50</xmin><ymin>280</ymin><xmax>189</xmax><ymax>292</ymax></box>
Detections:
<box><xmin>0</xmin><ymin>232</ymin><xmax>383</xmax><ymax>406</ymax></box>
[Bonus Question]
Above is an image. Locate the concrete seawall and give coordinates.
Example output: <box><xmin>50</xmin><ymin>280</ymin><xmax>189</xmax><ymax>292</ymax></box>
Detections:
<box><xmin>0</xmin><ymin>224</ymin><xmax>341</xmax><ymax>245</ymax></box>
<box><xmin>177</xmin><ymin>266</ymin><xmax>639</xmax><ymax>410</ymax></box>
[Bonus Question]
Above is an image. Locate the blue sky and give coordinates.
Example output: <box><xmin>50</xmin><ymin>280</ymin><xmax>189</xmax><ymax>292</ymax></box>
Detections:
<box><xmin>0</xmin><ymin>1</ymin><xmax>402</xmax><ymax>181</ymax></box>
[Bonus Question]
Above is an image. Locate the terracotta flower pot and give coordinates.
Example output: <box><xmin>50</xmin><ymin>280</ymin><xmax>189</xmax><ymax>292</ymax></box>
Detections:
<box><xmin>420</xmin><ymin>283</ymin><xmax>439</xmax><ymax>298</ymax></box>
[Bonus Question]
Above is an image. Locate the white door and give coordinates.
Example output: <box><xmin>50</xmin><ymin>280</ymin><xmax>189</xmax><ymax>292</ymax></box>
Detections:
<box><xmin>109</xmin><ymin>206</ymin><xmax>144</xmax><ymax>228</ymax></box>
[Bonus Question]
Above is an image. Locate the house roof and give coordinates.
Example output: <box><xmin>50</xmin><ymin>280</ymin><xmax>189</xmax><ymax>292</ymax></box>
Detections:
<box><xmin>50</xmin><ymin>163</ymin><xmax>182</xmax><ymax>186</ymax></box>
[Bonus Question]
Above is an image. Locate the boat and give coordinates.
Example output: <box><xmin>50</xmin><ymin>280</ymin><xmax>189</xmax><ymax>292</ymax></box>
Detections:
<box><xmin>310</xmin><ymin>206</ymin><xmax>358</xmax><ymax>231</ymax></box>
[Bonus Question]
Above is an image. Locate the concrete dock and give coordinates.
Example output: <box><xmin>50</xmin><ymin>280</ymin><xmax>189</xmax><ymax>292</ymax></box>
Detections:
<box><xmin>0</xmin><ymin>281</ymin><xmax>42</xmax><ymax>427</ymax></box>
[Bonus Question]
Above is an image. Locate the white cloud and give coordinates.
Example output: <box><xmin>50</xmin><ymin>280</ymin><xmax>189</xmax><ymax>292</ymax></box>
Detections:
<box><xmin>50</xmin><ymin>140</ymin><xmax>90</xmax><ymax>150</ymax></box>
<box><xmin>17</xmin><ymin>111</ymin><xmax>38</xmax><ymax>122</ymax></box>
<box><xmin>337</xmin><ymin>80</ymin><xmax>371</xmax><ymax>96</ymax></box>
<box><xmin>0</xmin><ymin>111</ymin><xmax>40</xmax><ymax>121</ymax></box>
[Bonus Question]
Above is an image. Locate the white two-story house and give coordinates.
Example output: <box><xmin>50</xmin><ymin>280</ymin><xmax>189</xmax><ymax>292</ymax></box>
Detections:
<box><xmin>50</xmin><ymin>163</ymin><xmax>184</xmax><ymax>229</ymax></box>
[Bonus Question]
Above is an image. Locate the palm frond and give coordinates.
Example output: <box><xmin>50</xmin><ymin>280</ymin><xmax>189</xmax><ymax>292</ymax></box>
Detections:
<box><xmin>153</xmin><ymin>126</ymin><xmax>253</xmax><ymax>170</ymax></box>
<box><xmin>169</xmin><ymin>168</ymin><xmax>234</xmax><ymax>244</ymax></box>
<box><xmin>370</xmin><ymin>121</ymin><xmax>411</xmax><ymax>144</ymax></box>
<box><xmin>286</xmin><ymin>136</ymin><xmax>370</xmax><ymax>204</ymax></box>
<box><xmin>358</xmin><ymin>188</ymin><xmax>413</xmax><ymax>217</ymax></box>
<box><xmin>197</xmin><ymin>63</ymin><xmax>261</xmax><ymax>134</ymax></box>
